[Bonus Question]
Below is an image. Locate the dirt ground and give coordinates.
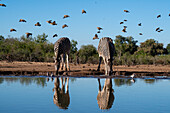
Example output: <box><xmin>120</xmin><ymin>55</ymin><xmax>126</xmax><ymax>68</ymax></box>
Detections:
<box><xmin>0</xmin><ymin>61</ymin><xmax>170</xmax><ymax>77</ymax></box>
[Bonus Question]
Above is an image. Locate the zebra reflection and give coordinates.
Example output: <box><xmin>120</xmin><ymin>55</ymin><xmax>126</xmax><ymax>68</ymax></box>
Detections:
<box><xmin>97</xmin><ymin>78</ymin><xmax>115</xmax><ymax>110</ymax></box>
<box><xmin>53</xmin><ymin>77</ymin><xmax>70</xmax><ymax>109</ymax></box>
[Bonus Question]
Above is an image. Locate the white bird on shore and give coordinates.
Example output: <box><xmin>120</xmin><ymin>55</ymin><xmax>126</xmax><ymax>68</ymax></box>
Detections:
<box><xmin>47</xmin><ymin>72</ymin><xmax>50</xmax><ymax>76</ymax></box>
<box><xmin>130</xmin><ymin>73</ymin><xmax>136</xmax><ymax>78</ymax></box>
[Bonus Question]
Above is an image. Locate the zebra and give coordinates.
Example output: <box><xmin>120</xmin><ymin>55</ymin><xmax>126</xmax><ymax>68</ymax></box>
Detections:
<box><xmin>97</xmin><ymin>37</ymin><xmax>115</xmax><ymax>75</ymax></box>
<box><xmin>97</xmin><ymin>78</ymin><xmax>115</xmax><ymax>109</ymax></box>
<box><xmin>54</xmin><ymin>37</ymin><xmax>71</xmax><ymax>74</ymax></box>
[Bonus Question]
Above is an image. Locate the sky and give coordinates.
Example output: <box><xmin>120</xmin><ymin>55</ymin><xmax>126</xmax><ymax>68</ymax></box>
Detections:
<box><xmin>0</xmin><ymin>0</ymin><xmax>170</xmax><ymax>48</ymax></box>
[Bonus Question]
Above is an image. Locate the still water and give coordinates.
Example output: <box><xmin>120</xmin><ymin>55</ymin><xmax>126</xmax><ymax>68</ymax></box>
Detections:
<box><xmin>0</xmin><ymin>76</ymin><xmax>170</xmax><ymax>113</ymax></box>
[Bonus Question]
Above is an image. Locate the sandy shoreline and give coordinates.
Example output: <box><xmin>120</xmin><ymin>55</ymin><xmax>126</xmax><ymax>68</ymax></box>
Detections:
<box><xmin>0</xmin><ymin>61</ymin><xmax>170</xmax><ymax>77</ymax></box>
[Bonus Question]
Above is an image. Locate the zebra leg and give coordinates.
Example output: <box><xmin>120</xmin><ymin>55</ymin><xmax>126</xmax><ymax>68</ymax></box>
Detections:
<box><xmin>66</xmin><ymin>54</ymin><xmax>70</xmax><ymax>71</ymax></box>
<box><xmin>103</xmin><ymin>57</ymin><xmax>108</xmax><ymax>75</ymax></box>
<box><xmin>61</xmin><ymin>54</ymin><xmax>64</xmax><ymax>70</ymax></box>
<box><xmin>97</xmin><ymin>57</ymin><xmax>102</xmax><ymax>71</ymax></box>
<box><xmin>63</xmin><ymin>54</ymin><xmax>67</xmax><ymax>71</ymax></box>
<box><xmin>66</xmin><ymin>77</ymin><xmax>69</xmax><ymax>93</ymax></box>
<box><xmin>55</xmin><ymin>58</ymin><xmax>60</xmax><ymax>74</ymax></box>
<box><xmin>109</xmin><ymin>58</ymin><xmax>113</xmax><ymax>75</ymax></box>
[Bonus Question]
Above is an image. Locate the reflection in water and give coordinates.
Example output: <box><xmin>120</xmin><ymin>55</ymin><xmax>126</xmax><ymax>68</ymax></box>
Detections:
<box><xmin>144</xmin><ymin>79</ymin><xmax>157</xmax><ymax>84</ymax></box>
<box><xmin>53</xmin><ymin>77</ymin><xmax>70</xmax><ymax>109</ymax></box>
<box><xmin>97</xmin><ymin>78</ymin><xmax>115</xmax><ymax>110</ymax></box>
<box><xmin>114</xmin><ymin>78</ymin><xmax>135</xmax><ymax>87</ymax></box>
<box><xmin>0</xmin><ymin>77</ymin><xmax>47</xmax><ymax>87</ymax></box>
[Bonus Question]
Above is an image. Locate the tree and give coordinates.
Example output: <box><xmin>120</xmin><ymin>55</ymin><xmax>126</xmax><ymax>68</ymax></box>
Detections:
<box><xmin>35</xmin><ymin>33</ymin><xmax>48</xmax><ymax>43</ymax></box>
<box><xmin>166</xmin><ymin>43</ymin><xmax>170</xmax><ymax>54</ymax></box>
<box><xmin>114</xmin><ymin>35</ymin><xmax>138</xmax><ymax>59</ymax></box>
<box><xmin>69</xmin><ymin>40</ymin><xmax>78</xmax><ymax>63</ymax></box>
<box><xmin>0</xmin><ymin>35</ymin><xmax>4</xmax><ymax>42</ymax></box>
<box><xmin>137</xmin><ymin>39</ymin><xmax>166</xmax><ymax>56</ymax></box>
<box><xmin>78</xmin><ymin>45</ymin><xmax>98</xmax><ymax>64</ymax></box>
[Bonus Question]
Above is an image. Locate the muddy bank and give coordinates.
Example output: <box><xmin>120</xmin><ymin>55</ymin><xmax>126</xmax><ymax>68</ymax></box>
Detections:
<box><xmin>0</xmin><ymin>61</ymin><xmax>170</xmax><ymax>77</ymax></box>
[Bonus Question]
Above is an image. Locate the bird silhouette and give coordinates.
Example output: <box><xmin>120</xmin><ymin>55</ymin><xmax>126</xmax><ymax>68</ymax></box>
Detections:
<box><xmin>10</xmin><ymin>29</ymin><xmax>17</xmax><ymax>32</ymax></box>
<box><xmin>138</xmin><ymin>23</ymin><xmax>142</xmax><ymax>26</ymax></box>
<box><xmin>139</xmin><ymin>33</ymin><xmax>143</xmax><ymax>35</ymax></box>
<box><xmin>169</xmin><ymin>13</ymin><xmax>170</xmax><ymax>16</ymax></box>
<box><xmin>97</xmin><ymin>31</ymin><xmax>100</xmax><ymax>33</ymax></box>
<box><xmin>19</xmin><ymin>19</ymin><xmax>26</xmax><ymax>22</ymax></box>
<box><xmin>124</xmin><ymin>19</ymin><xmax>127</xmax><ymax>22</ymax></box>
<box><xmin>63</xmin><ymin>15</ymin><xmax>70</xmax><ymax>19</ymax></box>
<box><xmin>93</xmin><ymin>34</ymin><xmax>99</xmax><ymax>40</ymax></box>
<box><xmin>97</xmin><ymin>27</ymin><xmax>103</xmax><ymax>30</ymax></box>
<box><xmin>120</xmin><ymin>22</ymin><xmax>124</xmax><ymax>24</ymax></box>
<box><xmin>50</xmin><ymin>21</ymin><xmax>57</xmax><ymax>25</ymax></box>
<box><xmin>35</xmin><ymin>22</ymin><xmax>41</xmax><ymax>26</ymax></box>
<box><xmin>157</xmin><ymin>15</ymin><xmax>161</xmax><ymax>18</ymax></box>
<box><xmin>158</xmin><ymin>29</ymin><xmax>163</xmax><ymax>32</ymax></box>
<box><xmin>25</xmin><ymin>32</ymin><xmax>32</xmax><ymax>38</ymax></box>
<box><xmin>53</xmin><ymin>34</ymin><xmax>58</xmax><ymax>38</ymax></box>
<box><xmin>124</xmin><ymin>10</ymin><xmax>129</xmax><ymax>13</ymax></box>
<box><xmin>0</xmin><ymin>4</ymin><xmax>6</xmax><ymax>7</ymax></box>
<box><xmin>82</xmin><ymin>9</ymin><xmax>86</xmax><ymax>14</ymax></box>
<box><xmin>122</xmin><ymin>28</ymin><xmax>127</xmax><ymax>33</ymax></box>
<box><xmin>46</xmin><ymin>20</ymin><xmax>52</xmax><ymax>24</ymax></box>
<box><xmin>156</xmin><ymin>27</ymin><xmax>160</xmax><ymax>31</ymax></box>
<box><xmin>62</xmin><ymin>24</ymin><xmax>68</xmax><ymax>29</ymax></box>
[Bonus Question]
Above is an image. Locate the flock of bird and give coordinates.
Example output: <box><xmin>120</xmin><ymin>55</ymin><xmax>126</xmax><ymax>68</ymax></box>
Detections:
<box><xmin>1</xmin><ymin>2</ymin><xmax>170</xmax><ymax>40</ymax></box>
<box><xmin>0</xmin><ymin>2</ymin><xmax>88</xmax><ymax>38</ymax></box>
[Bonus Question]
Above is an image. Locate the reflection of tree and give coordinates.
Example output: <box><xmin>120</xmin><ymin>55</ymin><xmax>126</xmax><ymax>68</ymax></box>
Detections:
<box><xmin>53</xmin><ymin>77</ymin><xmax>70</xmax><ymax>109</ymax></box>
<box><xmin>114</xmin><ymin>79</ymin><xmax>134</xmax><ymax>87</ymax></box>
<box><xmin>144</xmin><ymin>79</ymin><xmax>156</xmax><ymax>84</ymax></box>
<box><xmin>97</xmin><ymin>78</ymin><xmax>114</xmax><ymax>110</ymax></box>
<box><xmin>70</xmin><ymin>78</ymin><xmax>76</xmax><ymax>83</ymax></box>
<box><xmin>0</xmin><ymin>78</ymin><xmax>4</xmax><ymax>84</ymax></box>
<box><xmin>0</xmin><ymin>77</ymin><xmax>46</xmax><ymax>87</ymax></box>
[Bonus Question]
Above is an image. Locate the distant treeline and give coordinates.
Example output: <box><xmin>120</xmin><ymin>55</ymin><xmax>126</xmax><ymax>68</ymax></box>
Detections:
<box><xmin>0</xmin><ymin>33</ymin><xmax>170</xmax><ymax>65</ymax></box>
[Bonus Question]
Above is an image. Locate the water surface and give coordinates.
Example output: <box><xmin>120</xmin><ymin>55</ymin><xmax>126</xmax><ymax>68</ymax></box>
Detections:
<box><xmin>0</xmin><ymin>76</ymin><xmax>170</xmax><ymax>113</ymax></box>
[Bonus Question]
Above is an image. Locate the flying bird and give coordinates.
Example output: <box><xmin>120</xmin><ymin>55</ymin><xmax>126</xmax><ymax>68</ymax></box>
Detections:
<box><xmin>93</xmin><ymin>34</ymin><xmax>99</xmax><ymax>40</ymax></box>
<box><xmin>97</xmin><ymin>31</ymin><xmax>100</xmax><ymax>33</ymax></box>
<box><xmin>63</xmin><ymin>15</ymin><xmax>70</xmax><ymax>19</ymax></box>
<box><xmin>124</xmin><ymin>10</ymin><xmax>129</xmax><ymax>13</ymax></box>
<box><xmin>0</xmin><ymin>4</ymin><xmax>6</xmax><ymax>7</ymax></box>
<box><xmin>120</xmin><ymin>22</ymin><xmax>124</xmax><ymax>24</ymax></box>
<box><xmin>169</xmin><ymin>13</ymin><xmax>170</xmax><ymax>16</ymax></box>
<box><xmin>10</xmin><ymin>29</ymin><xmax>17</xmax><ymax>32</ymax></box>
<box><xmin>138</xmin><ymin>23</ymin><xmax>142</xmax><ymax>26</ymax></box>
<box><xmin>159</xmin><ymin>29</ymin><xmax>163</xmax><ymax>32</ymax></box>
<box><xmin>35</xmin><ymin>22</ymin><xmax>41</xmax><ymax>26</ymax></box>
<box><xmin>62</xmin><ymin>24</ymin><xmax>68</xmax><ymax>28</ymax></box>
<box><xmin>53</xmin><ymin>34</ymin><xmax>58</xmax><ymax>38</ymax></box>
<box><xmin>50</xmin><ymin>21</ymin><xmax>57</xmax><ymax>25</ymax></box>
<box><xmin>25</xmin><ymin>32</ymin><xmax>32</xmax><ymax>38</ymax></box>
<box><xmin>124</xmin><ymin>19</ymin><xmax>127</xmax><ymax>22</ymax></box>
<box><xmin>97</xmin><ymin>27</ymin><xmax>103</xmax><ymax>30</ymax></box>
<box><xmin>139</xmin><ymin>33</ymin><xmax>143</xmax><ymax>35</ymax></box>
<box><xmin>46</xmin><ymin>20</ymin><xmax>52</xmax><ymax>24</ymax></box>
<box><xmin>82</xmin><ymin>9</ymin><xmax>86</xmax><ymax>14</ymax></box>
<box><xmin>157</xmin><ymin>15</ymin><xmax>161</xmax><ymax>18</ymax></box>
<box><xmin>19</xmin><ymin>19</ymin><xmax>26</xmax><ymax>22</ymax></box>
<box><xmin>156</xmin><ymin>27</ymin><xmax>160</xmax><ymax>31</ymax></box>
<box><xmin>122</xmin><ymin>28</ymin><xmax>127</xmax><ymax>33</ymax></box>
